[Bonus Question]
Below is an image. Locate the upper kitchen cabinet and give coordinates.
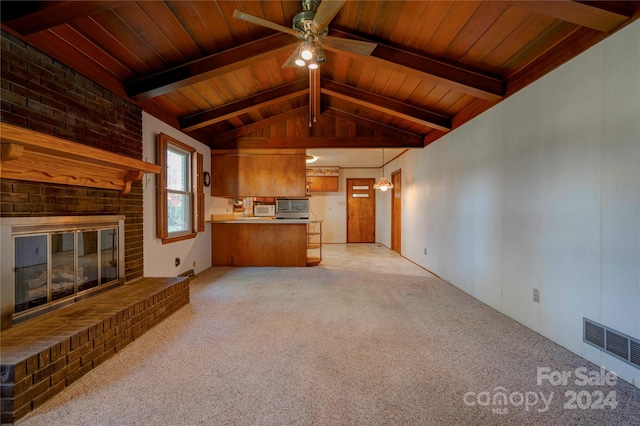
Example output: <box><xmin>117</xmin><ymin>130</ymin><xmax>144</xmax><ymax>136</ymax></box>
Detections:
<box><xmin>307</xmin><ymin>176</ymin><xmax>339</xmax><ymax>192</ymax></box>
<box><xmin>211</xmin><ymin>149</ymin><xmax>306</xmax><ymax>197</ymax></box>
<box><xmin>306</xmin><ymin>167</ymin><xmax>339</xmax><ymax>192</ymax></box>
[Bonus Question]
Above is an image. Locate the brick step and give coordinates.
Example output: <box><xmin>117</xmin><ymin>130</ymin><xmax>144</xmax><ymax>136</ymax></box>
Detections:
<box><xmin>0</xmin><ymin>276</ymin><xmax>189</xmax><ymax>425</ymax></box>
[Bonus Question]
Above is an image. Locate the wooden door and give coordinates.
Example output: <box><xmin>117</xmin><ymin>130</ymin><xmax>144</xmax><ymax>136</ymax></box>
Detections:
<box><xmin>391</xmin><ymin>170</ymin><xmax>402</xmax><ymax>253</ymax></box>
<box><xmin>347</xmin><ymin>178</ymin><xmax>376</xmax><ymax>243</ymax></box>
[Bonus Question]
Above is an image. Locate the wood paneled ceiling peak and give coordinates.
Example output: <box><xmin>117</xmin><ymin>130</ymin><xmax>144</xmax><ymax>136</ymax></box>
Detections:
<box><xmin>2</xmin><ymin>1</ymin><xmax>639</xmax><ymax>150</ymax></box>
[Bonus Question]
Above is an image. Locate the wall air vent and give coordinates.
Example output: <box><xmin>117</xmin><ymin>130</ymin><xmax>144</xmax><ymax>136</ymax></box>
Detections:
<box><xmin>584</xmin><ymin>318</ymin><xmax>640</xmax><ymax>370</ymax></box>
<box><xmin>631</xmin><ymin>340</ymin><xmax>640</xmax><ymax>368</ymax></box>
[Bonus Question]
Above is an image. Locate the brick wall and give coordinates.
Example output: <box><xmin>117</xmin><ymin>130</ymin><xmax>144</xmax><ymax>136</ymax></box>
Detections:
<box><xmin>0</xmin><ymin>30</ymin><xmax>144</xmax><ymax>281</ymax></box>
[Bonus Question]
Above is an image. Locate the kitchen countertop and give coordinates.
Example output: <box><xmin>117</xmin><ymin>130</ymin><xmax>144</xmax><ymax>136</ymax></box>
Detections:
<box><xmin>209</xmin><ymin>216</ymin><xmax>321</xmax><ymax>224</ymax></box>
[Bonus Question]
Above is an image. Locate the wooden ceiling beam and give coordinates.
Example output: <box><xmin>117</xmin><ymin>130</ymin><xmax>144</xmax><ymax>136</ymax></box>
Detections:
<box><xmin>326</xmin><ymin>29</ymin><xmax>504</xmax><ymax>102</ymax></box>
<box><xmin>321</xmin><ymin>79</ymin><xmax>452</xmax><ymax>132</ymax></box>
<box><xmin>211</xmin><ymin>107</ymin><xmax>309</xmax><ymax>146</ymax></box>
<box><xmin>266</xmin><ymin>136</ymin><xmax>423</xmax><ymax>149</ymax></box>
<box><xmin>506</xmin><ymin>26</ymin><xmax>605</xmax><ymax>96</ymax></box>
<box><xmin>181</xmin><ymin>79</ymin><xmax>309</xmax><ymax>132</ymax></box>
<box><xmin>209</xmin><ymin>102</ymin><xmax>425</xmax><ymax>149</ymax></box>
<box><xmin>1</xmin><ymin>1</ymin><xmax>123</xmax><ymax>35</ymax></box>
<box><xmin>508</xmin><ymin>0</ymin><xmax>630</xmax><ymax>32</ymax></box>
<box><xmin>126</xmin><ymin>33</ymin><xmax>299</xmax><ymax>101</ymax></box>
<box><xmin>323</xmin><ymin>108</ymin><xmax>422</xmax><ymax>145</ymax></box>
<box><xmin>191</xmin><ymin>76</ymin><xmax>434</xmax><ymax>141</ymax></box>
<box><xmin>212</xmin><ymin>136</ymin><xmax>422</xmax><ymax>150</ymax></box>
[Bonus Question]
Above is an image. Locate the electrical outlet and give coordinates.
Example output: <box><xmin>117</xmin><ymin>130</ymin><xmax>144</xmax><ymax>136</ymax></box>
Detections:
<box><xmin>533</xmin><ymin>288</ymin><xmax>540</xmax><ymax>303</ymax></box>
<box><xmin>192</xmin><ymin>261</ymin><xmax>196</xmax><ymax>268</ymax></box>
<box><xmin>175</xmin><ymin>257</ymin><xmax>180</xmax><ymax>267</ymax></box>
<box><xmin>424</xmin><ymin>248</ymin><xmax>427</xmax><ymax>255</ymax></box>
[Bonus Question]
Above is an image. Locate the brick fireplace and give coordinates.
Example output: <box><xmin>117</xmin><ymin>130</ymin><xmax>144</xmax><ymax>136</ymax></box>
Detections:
<box><xmin>0</xmin><ymin>30</ymin><xmax>190</xmax><ymax>424</ymax></box>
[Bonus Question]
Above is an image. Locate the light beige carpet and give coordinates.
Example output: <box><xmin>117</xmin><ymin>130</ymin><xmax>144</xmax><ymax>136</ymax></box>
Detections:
<box><xmin>18</xmin><ymin>247</ymin><xmax>640</xmax><ymax>425</ymax></box>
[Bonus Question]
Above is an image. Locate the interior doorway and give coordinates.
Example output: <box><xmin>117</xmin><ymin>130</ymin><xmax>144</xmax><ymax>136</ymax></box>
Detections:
<box><xmin>347</xmin><ymin>178</ymin><xmax>376</xmax><ymax>243</ymax></box>
<box><xmin>391</xmin><ymin>170</ymin><xmax>402</xmax><ymax>253</ymax></box>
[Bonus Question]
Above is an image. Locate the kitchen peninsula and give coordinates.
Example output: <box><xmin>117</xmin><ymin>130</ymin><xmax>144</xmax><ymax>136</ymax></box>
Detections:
<box><xmin>210</xmin><ymin>217</ymin><xmax>323</xmax><ymax>267</ymax></box>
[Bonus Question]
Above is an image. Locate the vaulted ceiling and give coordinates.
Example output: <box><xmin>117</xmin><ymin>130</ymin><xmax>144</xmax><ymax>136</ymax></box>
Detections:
<box><xmin>2</xmin><ymin>1</ymin><xmax>639</xmax><ymax>152</ymax></box>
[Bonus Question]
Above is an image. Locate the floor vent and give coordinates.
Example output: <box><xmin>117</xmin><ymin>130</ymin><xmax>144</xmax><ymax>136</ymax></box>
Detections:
<box><xmin>178</xmin><ymin>269</ymin><xmax>195</xmax><ymax>278</ymax></box>
<box><xmin>584</xmin><ymin>318</ymin><xmax>640</xmax><ymax>369</ymax></box>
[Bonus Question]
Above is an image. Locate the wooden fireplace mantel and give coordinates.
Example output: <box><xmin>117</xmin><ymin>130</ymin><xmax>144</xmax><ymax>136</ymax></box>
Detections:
<box><xmin>0</xmin><ymin>122</ymin><xmax>160</xmax><ymax>194</ymax></box>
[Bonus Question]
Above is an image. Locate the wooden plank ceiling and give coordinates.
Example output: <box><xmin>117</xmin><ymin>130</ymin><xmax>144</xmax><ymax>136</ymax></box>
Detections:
<box><xmin>2</xmin><ymin>1</ymin><xmax>639</xmax><ymax>150</ymax></box>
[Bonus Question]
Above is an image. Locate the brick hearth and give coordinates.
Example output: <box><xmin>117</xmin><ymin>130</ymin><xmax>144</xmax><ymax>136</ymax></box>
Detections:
<box><xmin>0</xmin><ymin>277</ymin><xmax>189</xmax><ymax>424</ymax></box>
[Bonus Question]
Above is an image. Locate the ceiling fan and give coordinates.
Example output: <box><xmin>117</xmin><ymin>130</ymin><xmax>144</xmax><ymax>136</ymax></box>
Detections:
<box><xmin>233</xmin><ymin>0</ymin><xmax>377</xmax><ymax>70</ymax></box>
<box><xmin>233</xmin><ymin>1</ymin><xmax>377</xmax><ymax>127</ymax></box>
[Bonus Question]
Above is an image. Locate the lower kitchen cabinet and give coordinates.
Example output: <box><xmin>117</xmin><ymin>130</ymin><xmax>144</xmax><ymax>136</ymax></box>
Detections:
<box><xmin>211</xmin><ymin>220</ymin><xmax>323</xmax><ymax>267</ymax></box>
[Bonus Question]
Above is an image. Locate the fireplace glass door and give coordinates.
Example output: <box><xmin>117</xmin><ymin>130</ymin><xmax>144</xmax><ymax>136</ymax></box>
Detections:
<box><xmin>12</xmin><ymin>226</ymin><xmax>119</xmax><ymax>317</ymax></box>
<box><xmin>2</xmin><ymin>215</ymin><xmax>125</xmax><ymax>330</ymax></box>
<box><xmin>78</xmin><ymin>230</ymin><xmax>99</xmax><ymax>292</ymax></box>
<box><xmin>101</xmin><ymin>229</ymin><xmax>118</xmax><ymax>284</ymax></box>
<box><xmin>14</xmin><ymin>234</ymin><xmax>48</xmax><ymax>313</ymax></box>
<box><xmin>51</xmin><ymin>232</ymin><xmax>75</xmax><ymax>301</ymax></box>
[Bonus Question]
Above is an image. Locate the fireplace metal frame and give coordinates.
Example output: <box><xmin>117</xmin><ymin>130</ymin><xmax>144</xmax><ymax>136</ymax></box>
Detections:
<box><xmin>1</xmin><ymin>215</ymin><xmax>125</xmax><ymax>330</ymax></box>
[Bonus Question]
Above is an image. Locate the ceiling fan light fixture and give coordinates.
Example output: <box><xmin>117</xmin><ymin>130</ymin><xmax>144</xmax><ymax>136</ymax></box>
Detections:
<box><xmin>315</xmin><ymin>44</ymin><xmax>326</xmax><ymax>63</ymax></box>
<box><xmin>300</xmin><ymin>39</ymin><xmax>314</xmax><ymax>60</ymax></box>
<box><xmin>308</xmin><ymin>60</ymin><xmax>319</xmax><ymax>70</ymax></box>
<box><xmin>295</xmin><ymin>57</ymin><xmax>306</xmax><ymax>67</ymax></box>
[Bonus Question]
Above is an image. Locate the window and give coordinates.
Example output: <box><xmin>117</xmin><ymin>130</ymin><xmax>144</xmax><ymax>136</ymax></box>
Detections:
<box><xmin>157</xmin><ymin>133</ymin><xmax>197</xmax><ymax>244</ymax></box>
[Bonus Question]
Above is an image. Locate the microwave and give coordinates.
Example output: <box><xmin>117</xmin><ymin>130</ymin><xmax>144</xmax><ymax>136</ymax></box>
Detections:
<box><xmin>275</xmin><ymin>198</ymin><xmax>309</xmax><ymax>219</ymax></box>
<box><xmin>254</xmin><ymin>204</ymin><xmax>275</xmax><ymax>217</ymax></box>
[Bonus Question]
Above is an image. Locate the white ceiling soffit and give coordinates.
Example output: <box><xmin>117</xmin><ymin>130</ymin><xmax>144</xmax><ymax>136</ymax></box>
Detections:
<box><xmin>306</xmin><ymin>148</ymin><xmax>409</xmax><ymax>168</ymax></box>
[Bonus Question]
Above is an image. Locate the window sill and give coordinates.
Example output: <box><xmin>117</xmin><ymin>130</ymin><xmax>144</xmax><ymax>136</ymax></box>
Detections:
<box><xmin>161</xmin><ymin>232</ymin><xmax>197</xmax><ymax>244</ymax></box>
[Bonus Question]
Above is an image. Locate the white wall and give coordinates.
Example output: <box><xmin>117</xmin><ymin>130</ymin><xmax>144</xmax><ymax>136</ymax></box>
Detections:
<box><xmin>309</xmin><ymin>168</ymin><xmax>379</xmax><ymax>243</ymax></box>
<box><xmin>378</xmin><ymin>21</ymin><xmax>640</xmax><ymax>386</ymax></box>
<box><xmin>142</xmin><ymin>112</ymin><xmax>215</xmax><ymax>277</ymax></box>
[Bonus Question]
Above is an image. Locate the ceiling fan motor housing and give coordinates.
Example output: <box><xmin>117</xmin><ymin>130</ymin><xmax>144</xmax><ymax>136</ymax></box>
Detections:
<box><xmin>293</xmin><ymin>0</ymin><xmax>325</xmax><ymax>37</ymax></box>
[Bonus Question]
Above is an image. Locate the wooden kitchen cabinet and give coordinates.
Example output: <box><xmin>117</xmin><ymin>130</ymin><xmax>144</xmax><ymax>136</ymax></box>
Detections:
<box><xmin>211</xmin><ymin>149</ymin><xmax>306</xmax><ymax>197</ymax></box>
<box><xmin>210</xmin><ymin>219</ymin><xmax>323</xmax><ymax>267</ymax></box>
<box><xmin>306</xmin><ymin>175</ymin><xmax>339</xmax><ymax>192</ymax></box>
<box><xmin>212</xmin><ymin>222</ymin><xmax>307</xmax><ymax>266</ymax></box>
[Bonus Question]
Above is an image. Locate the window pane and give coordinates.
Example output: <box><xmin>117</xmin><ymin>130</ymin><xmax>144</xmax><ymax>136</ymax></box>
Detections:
<box><xmin>51</xmin><ymin>232</ymin><xmax>75</xmax><ymax>301</ymax></box>
<box><xmin>78</xmin><ymin>231</ymin><xmax>99</xmax><ymax>292</ymax></box>
<box><xmin>15</xmin><ymin>235</ymin><xmax>48</xmax><ymax>313</ymax></box>
<box><xmin>101</xmin><ymin>228</ymin><xmax>118</xmax><ymax>284</ymax></box>
<box><xmin>167</xmin><ymin>148</ymin><xmax>188</xmax><ymax>191</ymax></box>
<box><xmin>168</xmin><ymin>192</ymin><xmax>191</xmax><ymax>233</ymax></box>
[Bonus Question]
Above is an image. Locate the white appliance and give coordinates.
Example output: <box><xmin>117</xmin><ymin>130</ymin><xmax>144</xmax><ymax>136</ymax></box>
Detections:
<box><xmin>253</xmin><ymin>204</ymin><xmax>275</xmax><ymax>217</ymax></box>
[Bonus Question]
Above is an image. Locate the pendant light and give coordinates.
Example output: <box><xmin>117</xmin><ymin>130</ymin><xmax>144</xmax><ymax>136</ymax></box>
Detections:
<box><xmin>373</xmin><ymin>149</ymin><xmax>394</xmax><ymax>191</ymax></box>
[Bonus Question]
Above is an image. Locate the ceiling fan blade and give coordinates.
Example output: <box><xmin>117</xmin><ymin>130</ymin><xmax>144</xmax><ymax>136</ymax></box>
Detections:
<box><xmin>324</xmin><ymin>36</ymin><xmax>377</xmax><ymax>56</ymax></box>
<box><xmin>312</xmin><ymin>0</ymin><xmax>346</xmax><ymax>32</ymax></box>
<box><xmin>233</xmin><ymin>9</ymin><xmax>301</xmax><ymax>38</ymax></box>
<box><xmin>282</xmin><ymin>45</ymin><xmax>303</xmax><ymax>68</ymax></box>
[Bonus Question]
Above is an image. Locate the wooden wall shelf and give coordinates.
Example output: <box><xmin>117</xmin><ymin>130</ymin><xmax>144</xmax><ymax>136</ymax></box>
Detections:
<box><xmin>0</xmin><ymin>122</ymin><xmax>160</xmax><ymax>194</ymax></box>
